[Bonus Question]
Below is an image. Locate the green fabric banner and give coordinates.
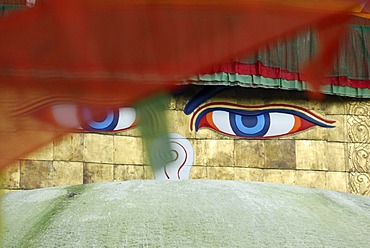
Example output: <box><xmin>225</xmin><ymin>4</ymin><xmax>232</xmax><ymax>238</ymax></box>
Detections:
<box><xmin>189</xmin><ymin>72</ymin><xmax>370</xmax><ymax>98</ymax></box>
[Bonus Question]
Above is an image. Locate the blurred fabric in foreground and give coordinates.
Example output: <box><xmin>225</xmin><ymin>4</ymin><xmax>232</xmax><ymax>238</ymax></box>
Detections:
<box><xmin>0</xmin><ymin>0</ymin><xmax>359</xmax><ymax>170</ymax></box>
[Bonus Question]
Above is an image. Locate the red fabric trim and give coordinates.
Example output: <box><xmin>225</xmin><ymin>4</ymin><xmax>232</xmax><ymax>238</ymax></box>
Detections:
<box><xmin>203</xmin><ymin>61</ymin><xmax>370</xmax><ymax>89</ymax></box>
<box><xmin>207</xmin><ymin>61</ymin><xmax>302</xmax><ymax>80</ymax></box>
<box><xmin>0</xmin><ymin>0</ymin><xmax>27</xmax><ymax>5</ymax></box>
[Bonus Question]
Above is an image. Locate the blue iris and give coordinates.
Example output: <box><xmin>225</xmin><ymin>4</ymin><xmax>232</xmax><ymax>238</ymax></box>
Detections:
<box><xmin>81</xmin><ymin>108</ymin><xmax>119</xmax><ymax>131</ymax></box>
<box><xmin>230</xmin><ymin>112</ymin><xmax>270</xmax><ymax>137</ymax></box>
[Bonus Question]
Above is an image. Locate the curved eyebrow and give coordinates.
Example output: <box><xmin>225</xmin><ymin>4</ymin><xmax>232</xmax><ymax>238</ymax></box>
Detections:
<box><xmin>184</xmin><ymin>86</ymin><xmax>230</xmax><ymax>115</ymax></box>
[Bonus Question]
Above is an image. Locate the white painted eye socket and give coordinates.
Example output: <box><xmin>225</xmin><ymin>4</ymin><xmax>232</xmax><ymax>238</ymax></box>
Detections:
<box><xmin>51</xmin><ymin>104</ymin><xmax>82</xmax><ymax>129</ymax></box>
<box><xmin>51</xmin><ymin>104</ymin><xmax>136</xmax><ymax>132</ymax></box>
<box><xmin>212</xmin><ymin>111</ymin><xmax>236</xmax><ymax>135</ymax></box>
<box><xmin>116</xmin><ymin>108</ymin><xmax>136</xmax><ymax>130</ymax></box>
<box><xmin>264</xmin><ymin>113</ymin><xmax>295</xmax><ymax>137</ymax></box>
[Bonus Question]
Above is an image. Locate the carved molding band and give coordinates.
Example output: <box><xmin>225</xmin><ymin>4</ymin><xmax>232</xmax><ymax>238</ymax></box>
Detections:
<box><xmin>347</xmin><ymin>102</ymin><xmax>370</xmax><ymax>196</ymax></box>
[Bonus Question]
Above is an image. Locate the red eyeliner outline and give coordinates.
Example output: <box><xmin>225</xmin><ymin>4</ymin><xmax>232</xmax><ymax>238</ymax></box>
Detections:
<box><xmin>191</xmin><ymin>102</ymin><xmax>335</xmax><ymax>134</ymax></box>
<box><xmin>198</xmin><ymin>115</ymin><xmax>315</xmax><ymax>139</ymax></box>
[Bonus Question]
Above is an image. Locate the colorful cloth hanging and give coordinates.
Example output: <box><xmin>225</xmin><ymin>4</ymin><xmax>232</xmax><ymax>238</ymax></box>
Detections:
<box><xmin>191</xmin><ymin>16</ymin><xmax>370</xmax><ymax>98</ymax></box>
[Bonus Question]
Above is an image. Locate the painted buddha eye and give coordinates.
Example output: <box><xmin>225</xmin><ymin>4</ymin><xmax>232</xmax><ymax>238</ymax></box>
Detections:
<box><xmin>190</xmin><ymin>103</ymin><xmax>335</xmax><ymax>138</ymax></box>
<box><xmin>49</xmin><ymin>104</ymin><xmax>137</xmax><ymax>132</ymax></box>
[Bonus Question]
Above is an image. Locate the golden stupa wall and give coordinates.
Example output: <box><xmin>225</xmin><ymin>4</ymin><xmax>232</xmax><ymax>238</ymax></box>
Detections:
<box><xmin>1</xmin><ymin>87</ymin><xmax>369</xmax><ymax>196</ymax></box>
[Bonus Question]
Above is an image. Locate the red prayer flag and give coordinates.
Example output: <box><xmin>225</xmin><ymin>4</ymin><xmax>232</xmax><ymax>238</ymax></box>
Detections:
<box><xmin>0</xmin><ymin>0</ymin><xmax>358</xmax><ymax>170</ymax></box>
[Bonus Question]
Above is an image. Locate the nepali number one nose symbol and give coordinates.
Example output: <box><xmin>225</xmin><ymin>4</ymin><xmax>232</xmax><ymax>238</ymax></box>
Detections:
<box><xmin>152</xmin><ymin>133</ymin><xmax>194</xmax><ymax>180</ymax></box>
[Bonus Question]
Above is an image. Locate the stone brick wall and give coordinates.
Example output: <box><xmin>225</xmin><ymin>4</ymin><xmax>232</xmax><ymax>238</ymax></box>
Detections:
<box><xmin>1</xmin><ymin>86</ymin><xmax>369</xmax><ymax>196</ymax></box>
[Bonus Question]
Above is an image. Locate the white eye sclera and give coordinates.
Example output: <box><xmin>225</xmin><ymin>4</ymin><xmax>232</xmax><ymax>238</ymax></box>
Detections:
<box><xmin>212</xmin><ymin>111</ymin><xmax>235</xmax><ymax>135</ymax></box>
<box><xmin>262</xmin><ymin>113</ymin><xmax>295</xmax><ymax>137</ymax></box>
<box><xmin>116</xmin><ymin>108</ymin><xmax>136</xmax><ymax>130</ymax></box>
<box><xmin>51</xmin><ymin>104</ymin><xmax>81</xmax><ymax>129</ymax></box>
